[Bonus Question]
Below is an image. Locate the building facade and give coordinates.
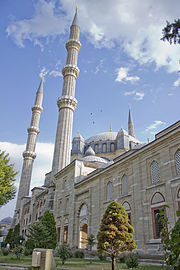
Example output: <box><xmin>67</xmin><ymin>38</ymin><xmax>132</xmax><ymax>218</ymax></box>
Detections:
<box><xmin>12</xmin><ymin>10</ymin><xmax>180</xmax><ymax>256</ymax></box>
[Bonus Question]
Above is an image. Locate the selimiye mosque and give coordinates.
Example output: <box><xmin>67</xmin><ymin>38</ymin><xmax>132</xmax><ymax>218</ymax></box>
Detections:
<box><xmin>12</xmin><ymin>10</ymin><xmax>180</xmax><ymax>256</ymax></box>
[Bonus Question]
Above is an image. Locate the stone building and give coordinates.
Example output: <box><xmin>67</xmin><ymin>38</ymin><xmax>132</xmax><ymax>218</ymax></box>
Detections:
<box><xmin>12</xmin><ymin>10</ymin><xmax>180</xmax><ymax>256</ymax></box>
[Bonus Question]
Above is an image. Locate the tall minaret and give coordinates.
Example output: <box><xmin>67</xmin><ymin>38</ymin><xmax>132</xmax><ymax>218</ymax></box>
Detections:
<box><xmin>13</xmin><ymin>77</ymin><xmax>44</xmax><ymax>221</ymax></box>
<box><xmin>128</xmin><ymin>104</ymin><xmax>136</xmax><ymax>138</ymax></box>
<box><xmin>51</xmin><ymin>8</ymin><xmax>81</xmax><ymax>174</ymax></box>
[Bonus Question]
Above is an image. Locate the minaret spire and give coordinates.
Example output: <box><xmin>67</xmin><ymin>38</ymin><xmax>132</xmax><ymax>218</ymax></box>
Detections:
<box><xmin>128</xmin><ymin>104</ymin><xmax>136</xmax><ymax>138</ymax></box>
<box><xmin>51</xmin><ymin>10</ymin><xmax>81</xmax><ymax>174</ymax></box>
<box><xmin>12</xmin><ymin>77</ymin><xmax>44</xmax><ymax>227</ymax></box>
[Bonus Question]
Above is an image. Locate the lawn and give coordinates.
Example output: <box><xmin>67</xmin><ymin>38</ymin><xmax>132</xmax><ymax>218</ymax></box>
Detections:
<box><xmin>0</xmin><ymin>255</ymin><xmax>164</xmax><ymax>270</ymax></box>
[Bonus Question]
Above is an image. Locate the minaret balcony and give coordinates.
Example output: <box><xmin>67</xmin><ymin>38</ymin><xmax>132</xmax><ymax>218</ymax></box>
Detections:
<box><xmin>57</xmin><ymin>95</ymin><xmax>77</xmax><ymax>111</ymax></box>
<box><xmin>66</xmin><ymin>39</ymin><xmax>81</xmax><ymax>51</ymax></box>
<box><xmin>32</xmin><ymin>105</ymin><xmax>43</xmax><ymax>113</ymax></box>
<box><xmin>27</xmin><ymin>126</ymin><xmax>40</xmax><ymax>134</ymax></box>
<box><xmin>62</xmin><ymin>64</ymin><xmax>79</xmax><ymax>78</ymax></box>
<box><xmin>23</xmin><ymin>150</ymin><xmax>36</xmax><ymax>160</ymax></box>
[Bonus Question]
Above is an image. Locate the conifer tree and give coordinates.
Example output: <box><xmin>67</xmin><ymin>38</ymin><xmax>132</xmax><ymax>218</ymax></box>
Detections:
<box><xmin>97</xmin><ymin>201</ymin><xmax>137</xmax><ymax>270</ymax></box>
<box><xmin>27</xmin><ymin>210</ymin><xmax>57</xmax><ymax>249</ymax></box>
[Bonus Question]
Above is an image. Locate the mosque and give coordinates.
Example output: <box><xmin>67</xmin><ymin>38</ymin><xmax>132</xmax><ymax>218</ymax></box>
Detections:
<box><xmin>12</xmin><ymin>10</ymin><xmax>180</xmax><ymax>256</ymax></box>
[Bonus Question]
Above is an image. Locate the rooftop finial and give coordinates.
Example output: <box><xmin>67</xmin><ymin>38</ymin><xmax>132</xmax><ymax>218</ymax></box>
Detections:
<box><xmin>71</xmin><ymin>6</ymin><xmax>79</xmax><ymax>26</ymax></box>
<box><xmin>76</xmin><ymin>6</ymin><xmax>78</xmax><ymax>13</ymax></box>
<box><xmin>110</xmin><ymin>124</ymin><xmax>112</xmax><ymax>132</ymax></box>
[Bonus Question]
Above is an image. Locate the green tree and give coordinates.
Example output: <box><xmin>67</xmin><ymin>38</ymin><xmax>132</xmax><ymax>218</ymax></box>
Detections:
<box><xmin>161</xmin><ymin>19</ymin><xmax>180</xmax><ymax>44</ymax></box>
<box><xmin>0</xmin><ymin>151</ymin><xmax>17</xmax><ymax>206</ymax></box>
<box><xmin>58</xmin><ymin>243</ymin><xmax>72</xmax><ymax>265</ymax></box>
<box><xmin>87</xmin><ymin>234</ymin><xmax>96</xmax><ymax>264</ymax></box>
<box><xmin>97</xmin><ymin>201</ymin><xmax>137</xmax><ymax>270</ymax></box>
<box><xmin>41</xmin><ymin>210</ymin><xmax>57</xmax><ymax>249</ymax></box>
<box><xmin>159</xmin><ymin>206</ymin><xmax>180</xmax><ymax>269</ymax></box>
<box><xmin>5</xmin><ymin>228</ymin><xmax>14</xmax><ymax>248</ymax></box>
<box><xmin>27</xmin><ymin>210</ymin><xmax>57</xmax><ymax>249</ymax></box>
<box><xmin>13</xmin><ymin>223</ymin><xmax>21</xmax><ymax>247</ymax></box>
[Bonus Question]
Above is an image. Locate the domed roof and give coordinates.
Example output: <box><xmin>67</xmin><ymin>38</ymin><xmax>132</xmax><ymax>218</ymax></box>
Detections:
<box><xmin>85</xmin><ymin>132</ymin><xmax>117</xmax><ymax>143</ymax></box>
<box><xmin>85</xmin><ymin>146</ymin><xmax>95</xmax><ymax>156</ymax></box>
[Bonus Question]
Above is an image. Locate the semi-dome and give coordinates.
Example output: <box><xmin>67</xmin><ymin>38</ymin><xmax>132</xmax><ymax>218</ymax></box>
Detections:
<box><xmin>85</xmin><ymin>146</ymin><xmax>95</xmax><ymax>156</ymax></box>
<box><xmin>81</xmin><ymin>155</ymin><xmax>108</xmax><ymax>163</ymax></box>
<box><xmin>85</xmin><ymin>132</ymin><xmax>117</xmax><ymax>143</ymax></box>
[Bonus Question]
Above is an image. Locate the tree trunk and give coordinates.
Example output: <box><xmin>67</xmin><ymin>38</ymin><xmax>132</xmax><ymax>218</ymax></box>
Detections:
<box><xmin>111</xmin><ymin>255</ymin><xmax>116</xmax><ymax>270</ymax></box>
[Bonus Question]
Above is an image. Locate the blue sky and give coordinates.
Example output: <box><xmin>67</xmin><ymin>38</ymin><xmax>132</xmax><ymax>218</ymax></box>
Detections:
<box><xmin>0</xmin><ymin>0</ymin><xmax>180</xmax><ymax>219</ymax></box>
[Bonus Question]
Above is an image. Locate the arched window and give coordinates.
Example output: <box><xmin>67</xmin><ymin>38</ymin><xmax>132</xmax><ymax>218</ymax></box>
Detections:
<box><xmin>107</xmin><ymin>182</ymin><xmax>112</xmax><ymax>201</ymax></box>
<box><xmin>151</xmin><ymin>192</ymin><xmax>165</xmax><ymax>239</ymax></box>
<box><xmin>110</xmin><ymin>143</ymin><xmax>115</xmax><ymax>152</ymax></box>
<box><xmin>123</xmin><ymin>201</ymin><xmax>131</xmax><ymax>224</ymax></box>
<box><xmin>95</xmin><ymin>144</ymin><xmax>99</xmax><ymax>153</ymax></box>
<box><xmin>175</xmin><ymin>150</ymin><xmax>180</xmax><ymax>175</ymax></box>
<box><xmin>80</xmin><ymin>204</ymin><xmax>88</xmax><ymax>217</ymax></box>
<box><xmin>64</xmin><ymin>179</ymin><xmax>68</xmax><ymax>190</ymax></box>
<box><xmin>121</xmin><ymin>175</ymin><xmax>128</xmax><ymax>195</ymax></box>
<box><xmin>151</xmin><ymin>161</ymin><xmax>160</xmax><ymax>184</ymax></box>
<box><xmin>102</xmin><ymin>143</ymin><xmax>107</xmax><ymax>153</ymax></box>
<box><xmin>177</xmin><ymin>188</ymin><xmax>180</xmax><ymax>211</ymax></box>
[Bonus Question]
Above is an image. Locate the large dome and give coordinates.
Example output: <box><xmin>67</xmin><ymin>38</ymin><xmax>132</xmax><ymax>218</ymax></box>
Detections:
<box><xmin>85</xmin><ymin>132</ymin><xmax>117</xmax><ymax>143</ymax></box>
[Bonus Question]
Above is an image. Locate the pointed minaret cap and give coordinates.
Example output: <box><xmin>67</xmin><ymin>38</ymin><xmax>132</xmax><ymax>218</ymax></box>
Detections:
<box><xmin>128</xmin><ymin>104</ymin><xmax>133</xmax><ymax>124</ymax></box>
<box><xmin>71</xmin><ymin>7</ymin><xmax>79</xmax><ymax>26</ymax></box>
<box><xmin>37</xmin><ymin>75</ymin><xmax>44</xmax><ymax>93</ymax></box>
<box><xmin>110</xmin><ymin>124</ymin><xmax>112</xmax><ymax>132</ymax></box>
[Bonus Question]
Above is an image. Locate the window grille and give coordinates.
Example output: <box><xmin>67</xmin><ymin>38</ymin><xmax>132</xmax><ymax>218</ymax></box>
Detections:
<box><xmin>122</xmin><ymin>175</ymin><xmax>128</xmax><ymax>195</ymax></box>
<box><xmin>175</xmin><ymin>150</ymin><xmax>180</xmax><ymax>175</ymax></box>
<box><xmin>151</xmin><ymin>161</ymin><xmax>160</xmax><ymax>184</ymax></box>
<box><xmin>107</xmin><ymin>182</ymin><xmax>112</xmax><ymax>200</ymax></box>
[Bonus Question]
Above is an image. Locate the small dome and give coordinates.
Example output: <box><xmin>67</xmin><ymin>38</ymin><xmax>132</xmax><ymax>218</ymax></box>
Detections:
<box><xmin>73</xmin><ymin>131</ymin><xmax>84</xmax><ymax>141</ymax></box>
<box><xmin>85</xmin><ymin>146</ymin><xmax>95</xmax><ymax>156</ymax></box>
<box><xmin>117</xmin><ymin>128</ymin><xmax>128</xmax><ymax>136</ymax></box>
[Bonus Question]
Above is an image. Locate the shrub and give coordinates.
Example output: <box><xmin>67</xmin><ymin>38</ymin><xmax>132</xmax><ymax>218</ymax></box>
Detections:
<box><xmin>24</xmin><ymin>248</ymin><xmax>32</xmax><ymax>256</ymax></box>
<box><xmin>125</xmin><ymin>254</ymin><xmax>139</xmax><ymax>269</ymax></box>
<box><xmin>14</xmin><ymin>246</ymin><xmax>23</xmax><ymax>259</ymax></box>
<box><xmin>119</xmin><ymin>254</ymin><xmax>126</xmax><ymax>263</ymax></box>
<box><xmin>1</xmin><ymin>248</ymin><xmax>9</xmax><ymax>256</ymax></box>
<box><xmin>97</xmin><ymin>253</ymin><xmax>106</xmax><ymax>261</ymax></box>
<box><xmin>25</xmin><ymin>238</ymin><xmax>35</xmax><ymax>254</ymax></box>
<box><xmin>58</xmin><ymin>243</ymin><xmax>72</xmax><ymax>264</ymax></box>
<box><xmin>74</xmin><ymin>250</ymin><xmax>84</xmax><ymax>258</ymax></box>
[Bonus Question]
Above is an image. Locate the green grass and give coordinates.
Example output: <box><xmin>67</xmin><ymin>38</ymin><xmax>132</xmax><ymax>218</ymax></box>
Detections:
<box><xmin>0</xmin><ymin>254</ymin><xmax>164</xmax><ymax>270</ymax></box>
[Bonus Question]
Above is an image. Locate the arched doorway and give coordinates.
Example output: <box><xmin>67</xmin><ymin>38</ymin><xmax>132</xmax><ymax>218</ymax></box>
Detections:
<box><xmin>80</xmin><ymin>223</ymin><xmax>88</xmax><ymax>249</ymax></box>
<box><xmin>78</xmin><ymin>204</ymin><xmax>88</xmax><ymax>249</ymax></box>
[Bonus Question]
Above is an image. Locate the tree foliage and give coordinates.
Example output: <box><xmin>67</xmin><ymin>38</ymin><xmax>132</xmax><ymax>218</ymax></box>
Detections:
<box><xmin>159</xmin><ymin>206</ymin><xmax>180</xmax><ymax>269</ymax></box>
<box><xmin>97</xmin><ymin>201</ymin><xmax>137</xmax><ymax>270</ymax></box>
<box><xmin>87</xmin><ymin>234</ymin><xmax>96</xmax><ymax>264</ymax></box>
<box><xmin>161</xmin><ymin>19</ymin><xmax>180</xmax><ymax>44</ymax></box>
<box><xmin>27</xmin><ymin>210</ymin><xmax>57</xmax><ymax>249</ymax></box>
<box><xmin>5</xmin><ymin>224</ymin><xmax>21</xmax><ymax>248</ymax></box>
<box><xmin>58</xmin><ymin>243</ymin><xmax>72</xmax><ymax>264</ymax></box>
<box><xmin>0</xmin><ymin>151</ymin><xmax>17</xmax><ymax>206</ymax></box>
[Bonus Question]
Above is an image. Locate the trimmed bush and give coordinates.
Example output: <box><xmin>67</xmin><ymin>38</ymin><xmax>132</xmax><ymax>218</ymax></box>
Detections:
<box><xmin>74</xmin><ymin>250</ymin><xmax>84</xmax><ymax>258</ymax></box>
<box><xmin>125</xmin><ymin>253</ymin><xmax>139</xmax><ymax>269</ymax></box>
<box><xmin>14</xmin><ymin>246</ymin><xmax>23</xmax><ymax>259</ymax></box>
<box><xmin>1</xmin><ymin>248</ymin><xmax>9</xmax><ymax>256</ymax></box>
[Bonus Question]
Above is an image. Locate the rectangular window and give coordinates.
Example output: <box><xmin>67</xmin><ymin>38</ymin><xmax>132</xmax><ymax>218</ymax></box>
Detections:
<box><xmin>64</xmin><ymin>226</ymin><xmax>68</xmax><ymax>243</ymax></box>
<box><xmin>57</xmin><ymin>227</ymin><xmax>61</xmax><ymax>242</ymax></box>
<box><xmin>152</xmin><ymin>208</ymin><xmax>164</xmax><ymax>239</ymax></box>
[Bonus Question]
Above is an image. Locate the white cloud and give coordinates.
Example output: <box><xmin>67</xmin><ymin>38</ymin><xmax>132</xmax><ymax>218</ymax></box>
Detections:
<box><xmin>145</xmin><ymin>120</ymin><xmax>166</xmax><ymax>132</ymax></box>
<box><xmin>6</xmin><ymin>0</ymin><xmax>180</xmax><ymax>72</ymax></box>
<box><xmin>116</xmin><ymin>67</ymin><xmax>140</xmax><ymax>83</ymax></box>
<box><xmin>174</xmin><ymin>78</ymin><xmax>180</xmax><ymax>87</ymax></box>
<box><xmin>0</xmin><ymin>141</ymin><xmax>54</xmax><ymax>220</ymax></box>
<box><xmin>123</xmin><ymin>90</ymin><xmax>144</xmax><ymax>100</ymax></box>
<box><xmin>49</xmin><ymin>70</ymin><xmax>62</xmax><ymax>77</ymax></box>
<box><xmin>6</xmin><ymin>0</ymin><xmax>69</xmax><ymax>49</ymax></box>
